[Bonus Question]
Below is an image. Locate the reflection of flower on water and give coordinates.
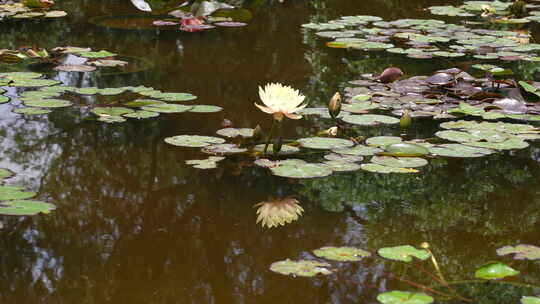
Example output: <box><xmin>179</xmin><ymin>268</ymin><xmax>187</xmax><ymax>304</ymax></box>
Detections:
<box><xmin>254</xmin><ymin>83</ymin><xmax>306</xmax><ymax>121</ymax></box>
<box><xmin>254</xmin><ymin>198</ymin><xmax>304</xmax><ymax>228</ymax></box>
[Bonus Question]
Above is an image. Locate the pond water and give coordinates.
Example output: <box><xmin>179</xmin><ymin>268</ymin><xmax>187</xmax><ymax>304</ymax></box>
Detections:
<box><xmin>1</xmin><ymin>0</ymin><xmax>540</xmax><ymax>303</ymax></box>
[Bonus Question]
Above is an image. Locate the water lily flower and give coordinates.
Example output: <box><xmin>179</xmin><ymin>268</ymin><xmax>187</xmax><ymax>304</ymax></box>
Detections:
<box><xmin>255</xmin><ymin>83</ymin><xmax>307</xmax><ymax>121</ymax></box>
<box><xmin>254</xmin><ymin>198</ymin><xmax>304</xmax><ymax>228</ymax></box>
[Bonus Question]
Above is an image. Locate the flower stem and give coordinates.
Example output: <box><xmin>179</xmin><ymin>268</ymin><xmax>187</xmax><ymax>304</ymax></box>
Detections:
<box><xmin>264</xmin><ymin>119</ymin><xmax>277</xmax><ymax>154</ymax></box>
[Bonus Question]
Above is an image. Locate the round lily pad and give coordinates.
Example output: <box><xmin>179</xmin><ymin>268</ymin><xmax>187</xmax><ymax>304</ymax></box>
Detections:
<box><xmin>464</xmin><ymin>138</ymin><xmax>529</xmax><ymax>150</ymax></box>
<box><xmin>0</xmin><ymin>186</ymin><xmax>36</xmax><ymax>201</ymax></box>
<box><xmin>141</xmin><ymin>104</ymin><xmax>192</xmax><ymax>113</ymax></box>
<box><xmin>253</xmin><ymin>144</ymin><xmax>300</xmax><ymax>155</ymax></box>
<box><xmin>0</xmin><ymin>200</ymin><xmax>55</xmax><ymax>216</ymax></box>
<box><xmin>475</xmin><ymin>262</ymin><xmax>520</xmax><ymax>280</ymax></box>
<box><xmin>382</xmin><ymin>143</ymin><xmax>429</xmax><ymax>157</ymax></box>
<box><xmin>254</xmin><ymin>158</ymin><xmax>307</xmax><ymax>168</ymax></box>
<box><xmin>371</xmin><ymin>156</ymin><xmax>428</xmax><ymax>168</ymax></box>
<box><xmin>74</xmin><ymin>87</ymin><xmax>100</xmax><ymax>95</ymax></box>
<box><xmin>270</xmin><ymin>163</ymin><xmax>333</xmax><ymax>179</ymax></box>
<box><xmin>0</xmin><ymin>72</ymin><xmax>43</xmax><ymax>79</ymax></box>
<box><xmin>342</xmin><ymin>103</ymin><xmax>379</xmax><ymax>113</ymax></box>
<box><xmin>98</xmin><ymin>116</ymin><xmax>126</xmax><ymax>123</ymax></box>
<box><xmin>54</xmin><ymin>64</ymin><xmax>96</xmax><ymax>72</ymax></box>
<box><xmin>333</xmin><ymin>145</ymin><xmax>383</xmax><ymax>156</ymax></box>
<box><xmin>378</xmin><ymin>245</ymin><xmax>431</xmax><ymax>262</ymax></box>
<box><xmin>123</xmin><ymin>99</ymin><xmax>164</xmax><ymax>107</ymax></box>
<box><xmin>497</xmin><ymin>245</ymin><xmax>540</xmax><ymax>260</ymax></box>
<box><xmin>0</xmin><ymin>96</ymin><xmax>9</xmax><ymax>104</ymax></box>
<box><xmin>75</xmin><ymin>50</ymin><xmax>117</xmax><ymax>58</ymax></box>
<box><xmin>216</xmin><ymin>128</ymin><xmax>254</xmax><ymax>138</ymax></box>
<box><xmin>186</xmin><ymin>156</ymin><xmax>225</xmax><ymax>169</ymax></box>
<box><xmin>201</xmin><ymin>144</ymin><xmax>247</xmax><ymax>154</ymax></box>
<box><xmin>164</xmin><ymin>135</ymin><xmax>225</xmax><ymax>148</ymax></box>
<box><xmin>99</xmin><ymin>88</ymin><xmax>128</xmax><ymax>95</ymax></box>
<box><xmin>323</xmin><ymin>160</ymin><xmax>362</xmax><ymax>172</ymax></box>
<box><xmin>298</xmin><ymin>137</ymin><xmax>354</xmax><ymax>150</ymax></box>
<box><xmin>150</xmin><ymin>92</ymin><xmax>197</xmax><ymax>102</ymax></box>
<box><xmin>436</xmin><ymin>130</ymin><xmax>509</xmax><ymax>143</ymax></box>
<box><xmin>0</xmin><ymin>169</ymin><xmax>13</xmax><ymax>180</ymax></box>
<box><xmin>13</xmin><ymin>108</ymin><xmax>52</xmax><ymax>115</ymax></box>
<box><xmin>342</xmin><ymin>114</ymin><xmax>400</xmax><ymax>126</ymax></box>
<box><xmin>313</xmin><ymin>246</ymin><xmax>371</xmax><ymax>261</ymax></box>
<box><xmin>188</xmin><ymin>105</ymin><xmax>223</xmax><ymax>113</ymax></box>
<box><xmin>360</xmin><ymin>163</ymin><xmax>419</xmax><ymax>174</ymax></box>
<box><xmin>44</xmin><ymin>10</ymin><xmax>68</xmax><ymax>18</ymax></box>
<box><xmin>522</xmin><ymin>297</ymin><xmax>540</xmax><ymax>304</ymax></box>
<box><xmin>123</xmin><ymin>111</ymin><xmax>160</xmax><ymax>119</ymax></box>
<box><xmin>24</xmin><ymin>99</ymin><xmax>72</xmax><ymax>108</ymax></box>
<box><xmin>324</xmin><ymin>153</ymin><xmax>363</xmax><ymax>162</ymax></box>
<box><xmin>270</xmin><ymin>259</ymin><xmax>332</xmax><ymax>277</ymax></box>
<box><xmin>10</xmin><ymin>79</ymin><xmax>60</xmax><ymax>87</ymax></box>
<box><xmin>429</xmin><ymin>144</ymin><xmax>494</xmax><ymax>158</ymax></box>
<box><xmin>91</xmin><ymin>107</ymin><xmax>134</xmax><ymax>116</ymax></box>
<box><xmin>366</xmin><ymin>136</ymin><xmax>402</xmax><ymax>147</ymax></box>
<box><xmin>377</xmin><ymin>291</ymin><xmax>434</xmax><ymax>304</ymax></box>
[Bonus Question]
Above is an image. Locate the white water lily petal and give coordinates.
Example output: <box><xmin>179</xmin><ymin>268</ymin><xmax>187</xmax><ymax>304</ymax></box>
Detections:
<box><xmin>255</xmin><ymin>83</ymin><xmax>306</xmax><ymax>120</ymax></box>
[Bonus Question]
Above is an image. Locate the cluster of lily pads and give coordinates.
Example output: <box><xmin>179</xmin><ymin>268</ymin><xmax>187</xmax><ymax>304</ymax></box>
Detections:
<box><xmin>0</xmin><ymin>168</ymin><xmax>55</xmax><ymax>216</ymax></box>
<box><xmin>301</xmin><ymin>13</ymin><xmax>540</xmax><ymax>61</ymax></box>
<box><xmin>270</xmin><ymin>243</ymin><xmax>540</xmax><ymax>303</ymax></box>
<box><xmin>0</xmin><ymin>71</ymin><xmax>222</xmax><ymax>121</ymax></box>
<box><xmin>428</xmin><ymin>0</ymin><xmax>540</xmax><ymax>23</ymax></box>
<box><xmin>0</xmin><ymin>0</ymin><xmax>66</xmax><ymax>21</ymax></box>
<box><xmin>0</xmin><ymin>46</ymin><xmax>130</xmax><ymax>71</ymax></box>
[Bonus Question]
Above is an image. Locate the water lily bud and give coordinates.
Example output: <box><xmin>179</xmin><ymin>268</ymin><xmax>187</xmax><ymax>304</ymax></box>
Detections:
<box><xmin>273</xmin><ymin>136</ymin><xmax>283</xmax><ymax>155</ymax></box>
<box><xmin>328</xmin><ymin>92</ymin><xmax>342</xmax><ymax>119</ymax></box>
<box><xmin>376</xmin><ymin>67</ymin><xmax>404</xmax><ymax>83</ymax></box>
<box><xmin>400</xmin><ymin>109</ymin><xmax>412</xmax><ymax>130</ymax></box>
<box><xmin>327</xmin><ymin>126</ymin><xmax>338</xmax><ymax>136</ymax></box>
<box><xmin>252</xmin><ymin>125</ymin><xmax>263</xmax><ymax>142</ymax></box>
<box><xmin>420</xmin><ymin>242</ymin><xmax>430</xmax><ymax>249</ymax></box>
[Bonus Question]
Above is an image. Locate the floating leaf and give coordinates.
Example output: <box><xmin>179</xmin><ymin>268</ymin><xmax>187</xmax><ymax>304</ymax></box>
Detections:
<box><xmin>24</xmin><ymin>99</ymin><xmax>72</xmax><ymax>108</ymax></box>
<box><xmin>522</xmin><ymin>296</ymin><xmax>540</xmax><ymax>304</ymax></box>
<box><xmin>202</xmin><ymin>144</ymin><xmax>247</xmax><ymax>154</ymax></box>
<box><xmin>0</xmin><ymin>200</ymin><xmax>55</xmax><ymax>216</ymax></box>
<box><xmin>333</xmin><ymin>145</ymin><xmax>383</xmax><ymax>156</ymax></box>
<box><xmin>270</xmin><ymin>259</ymin><xmax>332</xmax><ymax>277</ymax></box>
<box><xmin>123</xmin><ymin>111</ymin><xmax>159</xmax><ymax>119</ymax></box>
<box><xmin>324</xmin><ymin>153</ymin><xmax>363</xmax><ymax>162</ymax></box>
<box><xmin>313</xmin><ymin>246</ymin><xmax>371</xmax><ymax>262</ymax></box>
<box><xmin>141</xmin><ymin>104</ymin><xmax>192</xmax><ymax>113</ymax></box>
<box><xmin>99</xmin><ymin>87</ymin><xmax>128</xmax><ymax>96</ymax></box>
<box><xmin>0</xmin><ymin>169</ymin><xmax>12</xmax><ymax>180</ymax></box>
<box><xmin>497</xmin><ymin>245</ymin><xmax>540</xmax><ymax>260</ymax></box>
<box><xmin>0</xmin><ymin>186</ymin><xmax>36</xmax><ymax>201</ymax></box>
<box><xmin>0</xmin><ymin>96</ymin><xmax>9</xmax><ymax>104</ymax></box>
<box><xmin>91</xmin><ymin>107</ymin><xmax>134</xmax><ymax>117</ymax></box>
<box><xmin>270</xmin><ymin>163</ymin><xmax>333</xmax><ymax>179</ymax></box>
<box><xmin>188</xmin><ymin>105</ymin><xmax>223</xmax><ymax>113</ymax></box>
<box><xmin>323</xmin><ymin>160</ymin><xmax>362</xmax><ymax>172</ymax></box>
<box><xmin>378</xmin><ymin>245</ymin><xmax>431</xmax><ymax>262</ymax></box>
<box><xmin>164</xmin><ymin>135</ymin><xmax>225</xmax><ymax>148</ymax></box>
<box><xmin>255</xmin><ymin>198</ymin><xmax>304</xmax><ymax>228</ymax></box>
<box><xmin>216</xmin><ymin>128</ymin><xmax>254</xmax><ymax>138</ymax></box>
<box><xmin>53</xmin><ymin>64</ymin><xmax>96</xmax><ymax>72</ymax></box>
<box><xmin>186</xmin><ymin>156</ymin><xmax>225</xmax><ymax>169</ymax></box>
<box><xmin>88</xmin><ymin>59</ymin><xmax>128</xmax><ymax>67</ymax></box>
<box><xmin>343</xmin><ymin>114</ymin><xmax>400</xmax><ymax>126</ymax></box>
<box><xmin>13</xmin><ymin>108</ymin><xmax>52</xmax><ymax>115</ymax></box>
<box><xmin>98</xmin><ymin>116</ymin><xmax>126</xmax><ymax>123</ymax></box>
<box><xmin>253</xmin><ymin>144</ymin><xmax>300</xmax><ymax>155</ymax></box>
<box><xmin>74</xmin><ymin>87</ymin><xmax>100</xmax><ymax>95</ymax></box>
<box><xmin>371</xmin><ymin>156</ymin><xmax>428</xmax><ymax>168</ymax></box>
<box><xmin>382</xmin><ymin>143</ymin><xmax>429</xmax><ymax>157</ymax></box>
<box><xmin>10</xmin><ymin>79</ymin><xmax>60</xmax><ymax>87</ymax></box>
<box><xmin>75</xmin><ymin>50</ymin><xmax>117</xmax><ymax>58</ymax></box>
<box><xmin>429</xmin><ymin>144</ymin><xmax>494</xmax><ymax>158</ymax></box>
<box><xmin>361</xmin><ymin>163</ymin><xmax>419</xmax><ymax>174</ymax></box>
<box><xmin>377</xmin><ymin>291</ymin><xmax>434</xmax><ymax>304</ymax></box>
<box><xmin>475</xmin><ymin>261</ymin><xmax>519</xmax><ymax>280</ymax></box>
<box><xmin>465</xmin><ymin>138</ymin><xmax>529</xmax><ymax>150</ymax></box>
<box><xmin>297</xmin><ymin>137</ymin><xmax>354</xmax><ymax>150</ymax></box>
<box><xmin>366</xmin><ymin>136</ymin><xmax>402</xmax><ymax>147</ymax></box>
<box><xmin>148</xmin><ymin>92</ymin><xmax>197</xmax><ymax>102</ymax></box>
<box><xmin>123</xmin><ymin>99</ymin><xmax>164</xmax><ymax>107</ymax></box>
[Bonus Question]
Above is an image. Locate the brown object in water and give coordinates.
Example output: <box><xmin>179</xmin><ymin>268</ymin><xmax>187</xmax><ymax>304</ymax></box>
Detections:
<box><xmin>374</xmin><ymin>67</ymin><xmax>404</xmax><ymax>83</ymax></box>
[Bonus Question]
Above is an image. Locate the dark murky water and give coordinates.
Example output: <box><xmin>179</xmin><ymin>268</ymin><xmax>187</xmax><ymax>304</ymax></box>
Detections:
<box><xmin>1</xmin><ymin>0</ymin><xmax>540</xmax><ymax>303</ymax></box>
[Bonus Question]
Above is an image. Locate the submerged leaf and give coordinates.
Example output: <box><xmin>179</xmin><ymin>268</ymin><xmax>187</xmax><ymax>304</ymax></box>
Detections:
<box><xmin>313</xmin><ymin>246</ymin><xmax>371</xmax><ymax>262</ymax></box>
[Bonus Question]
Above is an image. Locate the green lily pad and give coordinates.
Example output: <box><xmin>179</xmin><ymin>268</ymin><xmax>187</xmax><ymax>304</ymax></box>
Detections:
<box><xmin>429</xmin><ymin>144</ymin><xmax>494</xmax><ymax>158</ymax></box>
<box><xmin>342</xmin><ymin>114</ymin><xmax>400</xmax><ymax>126</ymax></box>
<box><xmin>0</xmin><ymin>72</ymin><xmax>43</xmax><ymax>80</ymax></box>
<box><xmin>313</xmin><ymin>246</ymin><xmax>371</xmax><ymax>262</ymax></box>
<box><xmin>123</xmin><ymin>99</ymin><xmax>164</xmax><ymax>107</ymax></box>
<box><xmin>0</xmin><ymin>169</ymin><xmax>13</xmax><ymax>180</ymax></box>
<box><xmin>366</xmin><ymin>136</ymin><xmax>403</xmax><ymax>147</ymax></box>
<box><xmin>440</xmin><ymin>120</ymin><xmax>539</xmax><ymax>134</ymax></box>
<box><xmin>20</xmin><ymin>90</ymin><xmax>61</xmax><ymax>100</ymax></box>
<box><xmin>522</xmin><ymin>296</ymin><xmax>540</xmax><ymax>304</ymax></box>
<box><xmin>377</xmin><ymin>291</ymin><xmax>434</xmax><ymax>304</ymax></box>
<box><xmin>464</xmin><ymin>138</ymin><xmax>529</xmax><ymax>150</ymax></box>
<box><xmin>297</xmin><ymin>137</ymin><xmax>354</xmax><ymax>150</ymax></box>
<box><xmin>253</xmin><ymin>144</ymin><xmax>300</xmax><ymax>155</ymax></box>
<box><xmin>44</xmin><ymin>10</ymin><xmax>68</xmax><ymax>18</ymax></box>
<box><xmin>201</xmin><ymin>144</ymin><xmax>247</xmax><ymax>154</ymax></box>
<box><xmin>188</xmin><ymin>105</ymin><xmax>223</xmax><ymax>113</ymax></box>
<box><xmin>39</xmin><ymin>85</ymin><xmax>76</xmax><ymax>93</ymax></box>
<box><xmin>148</xmin><ymin>92</ymin><xmax>197</xmax><ymax>102</ymax></box>
<box><xmin>333</xmin><ymin>145</ymin><xmax>383</xmax><ymax>156</ymax></box>
<box><xmin>75</xmin><ymin>50</ymin><xmax>117</xmax><ymax>58</ymax></box>
<box><xmin>123</xmin><ymin>111</ymin><xmax>160</xmax><ymax>119</ymax></box>
<box><xmin>216</xmin><ymin>128</ymin><xmax>254</xmax><ymax>138</ymax></box>
<box><xmin>10</xmin><ymin>79</ymin><xmax>60</xmax><ymax>87</ymax></box>
<box><xmin>13</xmin><ymin>108</ymin><xmax>52</xmax><ymax>115</ymax></box>
<box><xmin>361</xmin><ymin>163</ymin><xmax>419</xmax><ymax>174</ymax></box>
<box><xmin>323</xmin><ymin>160</ymin><xmax>362</xmax><ymax>172</ymax></box>
<box><xmin>475</xmin><ymin>261</ymin><xmax>520</xmax><ymax>280</ymax></box>
<box><xmin>382</xmin><ymin>143</ymin><xmax>430</xmax><ymax>157</ymax></box>
<box><xmin>436</xmin><ymin>130</ymin><xmax>509</xmax><ymax>143</ymax></box>
<box><xmin>0</xmin><ymin>200</ymin><xmax>55</xmax><ymax>216</ymax></box>
<box><xmin>342</xmin><ymin>103</ymin><xmax>379</xmax><ymax>113</ymax></box>
<box><xmin>99</xmin><ymin>87</ymin><xmax>128</xmax><ymax>95</ymax></box>
<box><xmin>371</xmin><ymin>156</ymin><xmax>428</xmax><ymax>168</ymax></box>
<box><xmin>254</xmin><ymin>158</ymin><xmax>307</xmax><ymax>168</ymax></box>
<box><xmin>0</xmin><ymin>96</ymin><xmax>9</xmax><ymax>104</ymax></box>
<box><xmin>270</xmin><ymin>163</ymin><xmax>333</xmax><ymax>179</ymax></box>
<box><xmin>497</xmin><ymin>245</ymin><xmax>540</xmax><ymax>260</ymax></box>
<box><xmin>91</xmin><ymin>107</ymin><xmax>134</xmax><ymax>117</ymax></box>
<box><xmin>0</xmin><ymin>186</ymin><xmax>36</xmax><ymax>201</ymax></box>
<box><xmin>186</xmin><ymin>156</ymin><xmax>225</xmax><ymax>169</ymax></box>
<box><xmin>270</xmin><ymin>259</ymin><xmax>332</xmax><ymax>277</ymax></box>
<box><xmin>164</xmin><ymin>135</ymin><xmax>225</xmax><ymax>148</ymax></box>
<box><xmin>324</xmin><ymin>153</ymin><xmax>364</xmax><ymax>162</ymax></box>
<box><xmin>378</xmin><ymin>245</ymin><xmax>431</xmax><ymax>262</ymax></box>
<box><xmin>24</xmin><ymin>99</ymin><xmax>72</xmax><ymax>108</ymax></box>
<box><xmin>88</xmin><ymin>59</ymin><xmax>128</xmax><ymax>67</ymax></box>
<box><xmin>74</xmin><ymin>87</ymin><xmax>100</xmax><ymax>95</ymax></box>
<box><xmin>141</xmin><ymin>104</ymin><xmax>192</xmax><ymax>113</ymax></box>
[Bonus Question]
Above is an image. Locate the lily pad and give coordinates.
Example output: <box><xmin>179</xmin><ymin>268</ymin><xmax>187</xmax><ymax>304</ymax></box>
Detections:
<box><xmin>0</xmin><ymin>186</ymin><xmax>36</xmax><ymax>201</ymax></box>
<box><xmin>88</xmin><ymin>59</ymin><xmax>128</xmax><ymax>67</ymax></box>
<box><xmin>342</xmin><ymin>103</ymin><xmax>379</xmax><ymax>113</ymax></box>
<box><xmin>366</xmin><ymin>136</ymin><xmax>402</xmax><ymax>147</ymax></box>
<box><xmin>324</xmin><ymin>153</ymin><xmax>364</xmax><ymax>162</ymax></box>
<box><xmin>333</xmin><ymin>145</ymin><xmax>383</xmax><ymax>156</ymax></box>
<box><xmin>53</xmin><ymin>64</ymin><xmax>96</xmax><ymax>72</ymax></box>
<box><xmin>497</xmin><ymin>245</ymin><xmax>540</xmax><ymax>260</ymax></box>
<box><xmin>186</xmin><ymin>156</ymin><xmax>225</xmax><ymax>169</ymax></box>
<box><xmin>10</xmin><ymin>79</ymin><xmax>60</xmax><ymax>87</ymax></box>
<box><xmin>522</xmin><ymin>297</ymin><xmax>540</xmax><ymax>304</ymax></box>
<box><xmin>323</xmin><ymin>160</ymin><xmax>362</xmax><ymax>172</ymax></box>
<box><xmin>147</xmin><ymin>92</ymin><xmax>197</xmax><ymax>102</ymax></box>
<box><xmin>13</xmin><ymin>108</ymin><xmax>52</xmax><ymax>115</ymax></box>
<box><xmin>24</xmin><ymin>99</ymin><xmax>72</xmax><ymax>108</ymax></box>
<box><xmin>0</xmin><ymin>169</ymin><xmax>12</xmax><ymax>180</ymax></box>
<box><xmin>270</xmin><ymin>259</ymin><xmax>332</xmax><ymax>277</ymax></box>
<box><xmin>378</xmin><ymin>245</ymin><xmax>431</xmax><ymax>262</ymax></box>
<box><xmin>164</xmin><ymin>135</ymin><xmax>225</xmax><ymax>148</ymax></box>
<box><xmin>429</xmin><ymin>144</ymin><xmax>494</xmax><ymax>158</ymax></box>
<box><xmin>123</xmin><ymin>99</ymin><xmax>164</xmax><ymax>107</ymax></box>
<box><xmin>0</xmin><ymin>200</ymin><xmax>55</xmax><ymax>216</ymax></box>
<box><xmin>74</xmin><ymin>87</ymin><xmax>100</xmax><ymax>95</ymax></box>
<box><xmin>270</xmin><ymin>163</ymin><xmax>333</xmax><ymax>179</ymax></box>
<box><xmin>253</xmin><ymin>144</ymin><xmax>300</xmax><ymax>155</ymax></box>
<box><xmin>123</xmin><ymin>111</ymin><xmax>160</xmax><ymax>119</ymax></box>
<box><xmin>371</xmin><ymin>156</ymin><xmax>428</xmax><ymax>168</ymax></box>
<box><xmin>382</xmin><ymin>143</ymin><xmax>430</xmax><ymax>157</ymax></box>
<box><xmin>141</xmin><ymin>104</ymin><xmax>192</xmax><ymax>113</ymax></box>
<box><xmin>0</xmin><ymin>96</ymin><xmax>9</xmax><ymax>104</ymax></box>
<box><xmin>475</xmin><ymin>261</ymin><xmax>520</xmax><ymax>280</ymax></box>
<box><xmin>297</xmin><ymin>137</ymin><xmax>354</xmax><ymax>150</ymax></box>
<box><xmin>360</xmin><ymin>163</ymin><xmax>419</xmax><ymax>174</ymax></box>
<box><xmin>99</xmin><ymin>87</ymin><xmax>128</xmax><ymax>95</ymax></box>
<box><xmin>216</xmin><ymin>128</ymin><xmax>254</xmax><ymax>138</ymax></box>
<box><xmin>465</xmin><ymin>138</ymin><xmax>529</xmax><ymax>150</ymax></box>
<box><xmin>74</xmin><ymin>50</ymin><xmax>117</xmax><ymax>58</ymax></box>
<box><xmin>91</xmin><ymin>107</ymin><xmax>134</xmax><ymax>117</ymax></box>
<box><xmin>313</xmin><ymin>246</ymin><xmax>371</xmax><ymax>262</ymax></box>
<box><xmin>342</xmin><ymin>114</ymin><xmax>400</xmax><ymax>126</ymax></box>
<box><xmin>377</xmin><ymin>291</ymin><xmax>434</xmax><ymax>304</ymax></box>
<box><xmin>201</xmin><ymin>144</ymin><xmax>247</xmax><ymax>154</ymax></box>
<box><xmin>188</xmin><ymin>105</ymin><xmax>223</xmax><ymax>113</ymax></box>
